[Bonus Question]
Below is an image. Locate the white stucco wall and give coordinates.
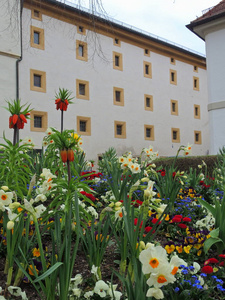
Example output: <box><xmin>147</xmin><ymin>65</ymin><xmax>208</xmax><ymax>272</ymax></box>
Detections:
<box><xmin>0</xmin><ymin>0</ymin><xmax>21</xmax><ymax>142</ymax></box>
<box><xmin>18</xmin><ymin>6</ymin><xmax>209</xmax><ymax>161</ymax></box>
<box><xmin>204</xmin><ymin>22</ymin><xmax>225</xmax><ymax>154</ymax></box>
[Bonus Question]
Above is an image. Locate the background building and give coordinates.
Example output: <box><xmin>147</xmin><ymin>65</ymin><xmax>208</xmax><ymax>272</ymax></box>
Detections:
<box><xmin>1</xmin><ymin>0</ymin><xmax>209</xmax><ymax>161</ymax></box>
<box><xmin>187</xmin><ymin>0</ymin><xmax>225</xmax><ymax>155</ymax></box>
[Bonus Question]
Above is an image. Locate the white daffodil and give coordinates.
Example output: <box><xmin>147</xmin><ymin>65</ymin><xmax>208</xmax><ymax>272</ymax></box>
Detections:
<box><xmin>139</xmin><ymin>245</ymin><xmax>168</xmax><ymax>274</ymax></box>
<box><xmin>129</xmin><ymin>162</ymin><xmax>141</xmax><ymax>173</ymax></box>
<box><xmin>115</xmin><ymin>207</ymin><xmax>127</xmax><ymax>220</ymax></box>
<box><xmin>147</xmin><ymin>264</ymin><xmax>176</xmax><ymax>288</ymax></box>
<box><xmin>45</xmin><ymin>127</ymin><xmax>53</xmax><ymax>135</ymax></box>
<box><xmin>94</xmin><ymin>280</ymin><xmax>109</xmax><ymax>298</ymax></box>
<box><xmin>146</xmin><ymin>287</ymin><xmax>164</xmax><ymax>299</ymax></box>
<box><xmin>0</xmin><ymin>190</ymin><xmax>13</xmax><ymax>206</ymax></box>
<box><xmin>170</xmin><ymin>255</ymin><xmax>187</xmax><ymax>275</ymax></box>
<box><xmin>71</xmin><ymin>288</ymin><xmax>81</xmax><ymax>297</ymax></box>
<box><xmin>35</xmin><ymin>194</ymin><xmax>47</xmax><ymax>203</ymax></box>
<box><xmin>84</xmin><ymin>291</ymin><xmax>94</xmax><ymax>299</ymax></box>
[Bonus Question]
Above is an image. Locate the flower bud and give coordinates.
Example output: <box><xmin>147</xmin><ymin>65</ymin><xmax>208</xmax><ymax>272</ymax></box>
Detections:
<box><xmin>1</xmin><ymin>186</ymin><xmax>9</xmax><ymax>191</ymax></box>
<box><xmin>9</xmin><ymin>202</ymin><xmax>20</xmax><ymax>209</ymax></box>
<box><xmin>7</xmin><ymin>221</ymin><xmax>14</xmax><ymax>230</ymax></box>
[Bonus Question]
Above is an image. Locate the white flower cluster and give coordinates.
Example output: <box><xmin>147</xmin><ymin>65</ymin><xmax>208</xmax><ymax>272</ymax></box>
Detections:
<box><xmin>142</xmin><ymin>146</ymin><xmax>159</xmax><ymax>161</ymax></box>
<box><xmin>101</xmin><ymin>190</ymin><xmax>116</xmax><ymax>203</ymax></box>
<box><xmin>22</xmin><ymin>137</ymin><xmax>35</xmax><ymax>148</ymax></box>
<box><xmin>139</xmin><ymin>243</ymin><xmax>187</xmax><ymax>299</ymax></box>
<box><xmin>36</xmin><ymin>168</ymin><xmax>57</xmax><ymax>195</ymax></box>
<box><xmin>118</xmin><ymin>152</ymin><xmax>141</xmax><ymax>174</ymax></box>
<box><xmin>196</xmin><ymin>212</ymin><xmax>215</xmax><ymax>230</ymax></box>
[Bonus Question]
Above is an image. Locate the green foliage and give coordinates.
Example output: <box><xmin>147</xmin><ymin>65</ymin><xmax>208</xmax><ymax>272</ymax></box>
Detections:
<box><xmin>0</xmin><ymin>135</ymin><xmax>33</xmax><ymax>197</ymax></box>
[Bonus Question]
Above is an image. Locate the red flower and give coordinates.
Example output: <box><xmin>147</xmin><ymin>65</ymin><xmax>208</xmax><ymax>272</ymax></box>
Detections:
<box><xmin>161</xmin><ymin>170</ymin><xmax>166</xmax><ymax>176</ymax></box>
<box><xmin>204</xmin><ymin>258</ymin><xmax>219</xmax><ymax>265</ymax></box>
<box><xmin>201</xmin><ymin>265</ymin><xmax>214</xmax><ymax>274</ymax></box>
<box><xmin>134</xmin><ymin>218</ymin><xmax>143</xmax><ymax>228</ymax></box>
<box><xmin>172</xmin><ymin>216</ymin><xmax>182</xmax><ymax>223</ymax></box>
<box><xmin>182</xmin><ymin>217</ymin><xmax>191</xmax><ymax>222</ymax></box>
<box><xmin>144</xmin><ymin>226</ymin><xmax>155</xmax><ymax>233</ymax></box>
<box><xmin>9</xmin><ymin>114</ymin><xmax>28</xmax><ymax>129</ymax></box>
<box><xmin>131</xmin><ymin>200</ymin><xmax>143</xmax><ymax>207</ymax></box>
<box><xmin>152</xmin><ymin>218</ymin><xmax>161</xmax><ymax>225</ymax></box>
<box><xmin>219</xmin><ymin>254</ymin><xmax>225</xmax><ymax>258</ymax></box>
<box><xmin>219</xmin><ymin>261</ymin><xmax>224</xmax><ymax>267</ymax></box>
<box><xmin>178</xmin><ymin>223</ymin><xmax>187</xmax><ymax>229</ymax></box>
<box><xmin>55</xmin><ymin>99</ymin><xmax>69</xmax><ymax>111</ymax></box>
<box><xmin>172</xmin><ymin>172</ymin><xmax>176</xmax><ymax>178</ymax></box>
<box><xmin>80</xmin><ymin>191</ymin><xmax>96</xmax><ymax>201</ymax></box>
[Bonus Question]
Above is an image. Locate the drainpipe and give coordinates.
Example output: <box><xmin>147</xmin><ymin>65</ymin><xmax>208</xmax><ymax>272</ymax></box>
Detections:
<box><xmin>15</xmin><ymin>0</ymin><xmax>24</xmax><ymax>143</ymax></box>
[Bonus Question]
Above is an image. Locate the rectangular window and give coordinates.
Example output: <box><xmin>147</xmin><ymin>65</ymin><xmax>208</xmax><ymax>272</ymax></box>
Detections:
<box><xmin>114</xmin><ymin>121</ymin><xmax>126</xmax><ymax>138</ymax></box>
<box><xmin>144</xmin><ymin>49</ymin><xmax>150</xmax><ymax>56</ymax></box>
<box><xmin>30</xmin><ymin>111</ymin><xmax>48</xmax><ymax>132</ymax></box>
<box><xmin>113</xmin><ymin>87</ymin><xmax>124</xmax><ymax>106</ymax></box>
<box><xmin>144</xmin><ymin>94</ymin><xmax>153</xmax><ymax>111</ymax></box>
<box><xmin>194</xmin><ymin>104</ymin><xmax>200</xmax><ymax>119</ymax></box>
<box><xmin>170</xmin><ymin>69</ymin><xmax>177</xmax><ymax>85</ymax></box>
<box><xmin>77</xmin><ymin>116</ymin><xmax>91</xmax><ymax>135</ymax></box>
<box><xmin>171</xmin><ymin>128</ymin><xmax>180</xmax><ymax>143</ymax></box>
<box><xmin>34</xmin><ymin>116</ymin><xmax>42</xmax><ymax>128</ymax></box>
<box><xmin>114</xmin><ymin>38</ymin><xmax>121</xmax><ymax>46</ymax></box>
<box><xmin>113</xmin><ymin>52</ymin><xmax>123</xmax><ymax>71</ymax></box>
<box><xmin>193</xmin><ymin>77</ymin><xmax>199</xmax><ymax>91</ymax></box>
<box><xmin>30</xmin><ymin>69</ymin><xmax>46</xmax><ymax>93</ymax></box>
<box><xmin>32</xmin><ymin>9</ymin><xmax>42</xmax><ymax>21</ymax></box>
<box><xmin>144</xmin><ymin>62</ymin><xmax>152</xmax><ymax>78</ymax></box>
<box><xmin>171</xmin><ymin>100</ymin><xmax>178</xmax><ymax>115</ymax></box>
<box><xmin>77</xmin><ymin>26</ymin><xmax>86</xmax><ymax>35</ymax></box>
<box><xmin>76</xmin><ymin>40</ymin><xmax>88</xmax><ymax>61</ymax></box>
<box><xmin>30</xmin><ymin>26</ymin><xmax>44</xmax><ymax>50</ymax></box>
<box><xmin>194</xmin><ymin>131</ymin><xmax>202</xmax><ymax>144</ymax></box>
<box><xmin>170</xmin><ymin>57</ymin><xmax>175</xmax><ymax>64</ymax></box>
<box><xmin>144</xmin><ymin>125</ymin><xmax>154</xmax><ymax>141</ymax></box>
<box><xmin>194</xmin><ymin>65</ymin><xmax>198</xmax><ymax>72</ymax></box>
<box><xmin>76</xmin><ymin>79</ymin><xmax>89</xmax><ymax>100</ymax></box>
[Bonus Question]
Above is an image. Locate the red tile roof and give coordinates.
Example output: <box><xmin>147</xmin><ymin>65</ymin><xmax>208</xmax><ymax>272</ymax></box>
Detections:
<box><xmin>191</xmin><ymin>0</ymin><xmax>225</xmax><ymax>23</ymax></box>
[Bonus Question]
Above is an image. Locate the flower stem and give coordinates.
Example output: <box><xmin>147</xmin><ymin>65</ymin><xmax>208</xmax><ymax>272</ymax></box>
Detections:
<box><xmin>61</xmin><ymin>110</ymin><xmax>63</xmax><ymax>133</ymax></box>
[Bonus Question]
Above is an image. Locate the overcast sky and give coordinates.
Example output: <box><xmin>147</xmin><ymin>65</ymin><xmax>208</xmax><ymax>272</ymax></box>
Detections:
<box><xmin>74</xmin><ymin>0</ymin><xmax>220</xmax><ymax>55</ymax></box>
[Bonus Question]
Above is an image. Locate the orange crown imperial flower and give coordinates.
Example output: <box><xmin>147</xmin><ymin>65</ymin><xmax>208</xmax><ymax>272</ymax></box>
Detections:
<box><xmin>54</xmin><ymin>88</ymin><xmax>73</xmax><ymax>111</ymax></box>
<box><xmin>6</xmin><ymin>99</ymin><xmax>33</xmax><ymax>130</ymax></box>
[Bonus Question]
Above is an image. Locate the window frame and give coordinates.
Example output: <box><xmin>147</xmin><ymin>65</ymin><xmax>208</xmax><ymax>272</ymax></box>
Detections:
<box><xmin>194</xmin><ymin>130</ymin><xmax>202</xmax><ymax>144</ymax></box>
<box><xmin>77</xmin><ymin>116</ymin><xmax>91</xmax><ymax>136</ymax></box>
<box><xmin>76</xmin><ymin>79</ymin><xmax>90</xmax><ymax>100</ymax></box>
<box><xmin>113</xmin><ymin>87</ymin><xmax>124</xmax><ymax>106</ymax></box>
<box><xmin>144</xmin><ymin>61</ymin><xmax>152</xmax><ymax>78</ymax></box>
<box><xmin>170</xmin><ymin>69</ymin><xmax>177</xmax><ymax>85</ymax></box>
<box><xmin>30</xmin><ymin>111</ymin><xmax>48</xmax><ymax>132</ymax></box>
<box><xmin>76</xmin><ymin>40</ymin><xmax>88</xmax><ymax>61</ymax></box>
<box><xmin>171</xmin><ymin>100</ymin><xmax>178</xmax><ymax>116</ymax></box>
<box><xmin>113</xmin><ymin>51</ymin><xmax>123</xmax><ymax>71</ymax></box>
<box><xmin>170</xmin><ymin>57</ymin><xmax>176</xmax><ymax>65</ymax></box>
<box><xmin>144</xmin><ymin>49</ymin><xmax>150</xmax><ymax>56</ymax></box>
<box><xmin>30</xmin><ymin>26</ymin><xmax>44</xmax><ymax>50</ymax></box>
<box><xmin>114</xmin><ymin>38</ymin><xmax>121</xmax><ymax>47</ymax></box>
<box><xmin>171</xmin><ymin>128</ymin><xmax>180</xmax><ymax>143</ymax></box>
<box><xmin>144</xmin><ymin>94</ymin><xmax>153</xmax><ymax>111</ymax></box>
<box><xmin>144</xmin><ymin>125</ymin><xmax>154</xmax><ymax>141</ymax></box>
<box><xmin>193</xmin><ymin>65</ymin><xmax>198</xmax><ymax>72</ymax></box>
<box><xmin>30</xmin><ymin>69</ymin><xmax>46</xmax><ymax>93</ymax></box>
<box><xmin>31</xmin><ymin>9</ymin><xmax>42</xmax><ymax>21</ymax></box>
<box><xmin>193</xmin><ymin>76</ymin><xmax>200</xmax><ymax>91</ymax></box>
<box><xmin>114</xmin><ymin>121</ymin><xmax>126</xmax><ymax>139</ymax></box>
<box><xmin>194</xmin><ymin>104</ymin><xmax>200</xmax><ymax>119</ymax></box>
<box><xmin>77</xmin><ymin>25</ymin><xmax>86</xmax><ymax>35</ymax></box>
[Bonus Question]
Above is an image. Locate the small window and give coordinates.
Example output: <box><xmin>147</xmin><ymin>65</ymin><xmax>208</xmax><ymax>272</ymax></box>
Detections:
<box><xmin>144</xmin><ymin>125</ymin><xmax>154</xmax><ymax>141</ymax></box>
<box><xmin>77</xmin><ymin>116</ymin><xmax>91</xmax><ymax>136</ymax></box>
<box><xmin>113</xmin><ymin>52</ymin><xmax>123</xmax><ymax>71</ymax></box>
<box><xmin>170</xmin><ymin>69</ymin><xmax>177</xmax><ymax>85</ymax></box>
<box><xmin>114</xmin><ymin>121</ymin><xmax>126</xmax><ymax>139</ymax></box>
<box><xmin>144</xmin><ymin>49</ymin><xmax>150</xmax><ymax>56</ymax></box>
<box><xmin>32</xmin><ymin>9</ymin><xmax>42</xmax><ymax>21</ymax></box>
<box><xmin>114</xmin><ymin>38</ymin><xmax>121</xmax><ymax>46</ymax></box>
<box><xmin>76</xmin><ymin>79</ymin><xmax>89</xmax><ymax>100</ymax></box>
<box><xmin>113</xmin><ymin>87</ymin><xmax>124</xmax><ymax>106</ymax></box>
<box><xmin>170</xmin><ymin>57</ymin><xmax>175</xmax><ymax>64</ymax></box>
<box><xmin>193</xmin><ymin>77</ymin><xmax>199</xmax><ymax>91</ymax></box>
<box><xmin>194</xmin><ymin>131</ymin><xmax>202</xmax><ymax>144</ymax></box>
<box><xmin>171</xmin><ymin>100</ymin><xmax>178</xmax><ymax>115</ymax></box>
<box><xmin>30</xmin><ymin>111</ymin><xmax>48</xmax><ymax>132</ymax></box>
<box><xmin>144</xmin><ymin>94</ymin><xmax>153</xmax><ymax>111</ymax></box>
<box><xmin>77</xmin><ymin>26</ymin><xmax>86</xmax><ymax>35</ymax></box>
<box><xmin>30</xmin><ymin>69</ymin><xmax>46</xmax><ymax>93</ymax></box>
<box><xmin>144</xmin><ymin>62</ymin><xmax>152</xmax><ymax>78</ymax></box>
<box><xmin>171</xmin><ymin>128</ymin><xmax>180</xmax><ymax>143</ymax></box>
<box><xmin>194</xmin><ymin>65</ymin><xmax>198</xmax><ymax>72</ymax></box>
<box><xmin>76</xmin><ymin>40</ymin><xmax>88</xmax><ymax>61</ymax></box>
<box><xmin>194</xmin><ymin>104</ymin><xmax>200</xmax><ymax>119</ymax></box>
<box><xmin>30</xmin><ymin>26</ymin><xmax>44</xmax><ymax>50</ymax></box>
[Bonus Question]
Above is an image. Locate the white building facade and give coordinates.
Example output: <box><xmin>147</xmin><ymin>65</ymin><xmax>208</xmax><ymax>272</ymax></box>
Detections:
<box><xmin>187</xmin><ymin>0</ymin><xmax>225</xmax><ymax>155</ymax></box>
<box><xmin>1</xmin><ymin>0</ymin><xmax>210</xmax><ymax>161</ymax></box>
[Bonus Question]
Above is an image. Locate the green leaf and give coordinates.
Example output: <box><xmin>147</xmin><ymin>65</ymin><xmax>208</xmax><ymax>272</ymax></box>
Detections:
<box><xmin>209</xmin><ymin>227</ymin><xmax>219</xmax><ymax>238</ymax></box>
<box><xmin>204</xmin><ymin>237</ymin><xmax>224</xmax><ymax>253</ymax></box>
<box><xmin>33</xmin><ymin>262</ymin><xmax>63</xmax><ymax>283</ymax></box>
